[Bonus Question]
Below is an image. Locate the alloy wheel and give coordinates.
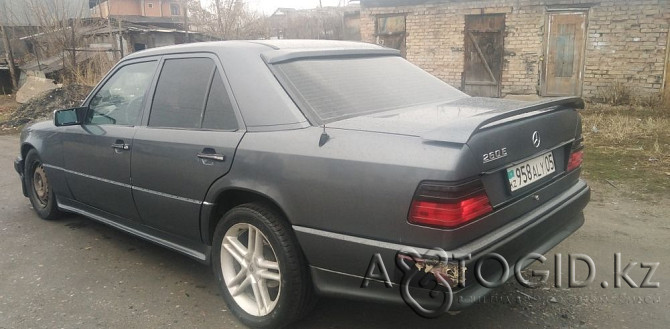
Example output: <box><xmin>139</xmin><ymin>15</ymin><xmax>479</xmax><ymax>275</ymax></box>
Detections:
<box><xmin>220</xmin><ymin>223</ymin><xmax>281</xmax><ymax>316</ymax></box>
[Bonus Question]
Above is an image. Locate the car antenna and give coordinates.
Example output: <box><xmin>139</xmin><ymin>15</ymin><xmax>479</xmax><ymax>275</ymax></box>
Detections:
<box><xmin>319</xmin><ymin>124</ymin><xmax>330</xmax><ymax>147</ymax></box>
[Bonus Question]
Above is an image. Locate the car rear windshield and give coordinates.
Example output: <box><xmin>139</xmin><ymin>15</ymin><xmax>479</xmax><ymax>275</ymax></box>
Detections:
<box><xmin>274</xmin><ymin>55</ymin><xmax>467</xmax><ymax>123</ymax></box>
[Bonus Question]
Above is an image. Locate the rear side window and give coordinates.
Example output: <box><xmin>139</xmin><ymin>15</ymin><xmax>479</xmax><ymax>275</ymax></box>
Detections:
<box><xmin>274</xmin><ymin>56</ymin><xmax>466</xmax><ymax>123</ymax></box>
<box><xmin>202</xmin><ymin>70</ymin><xmax>238</xmax><ymax>130</ymax></box>
<box><xmin>150</xmin><ymin>58</ymin><xmax>215</xmax><ymax>129</ymax></box>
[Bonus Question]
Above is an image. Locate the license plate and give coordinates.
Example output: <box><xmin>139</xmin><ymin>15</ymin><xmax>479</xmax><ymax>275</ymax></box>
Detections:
<box><xmin>506</xmin><ymin>152</ymin><xmax>556</xmax><ymax>192</ymax></box>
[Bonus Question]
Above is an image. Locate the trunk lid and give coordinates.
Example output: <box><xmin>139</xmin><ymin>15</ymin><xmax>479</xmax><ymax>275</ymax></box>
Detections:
<box><xmin>327</xmin><ymin>97</ymin><xmax>582</xmax><ymax>144</ymax></box>
<box><xmin>326</xmin><ymin>96</ymin><xmax>531</xmax><ymax>138</ymax></box>
<box><xmin>328</xmin><ymin>96</ymin><xmax>584</xmax><ymax>205</ymax></box>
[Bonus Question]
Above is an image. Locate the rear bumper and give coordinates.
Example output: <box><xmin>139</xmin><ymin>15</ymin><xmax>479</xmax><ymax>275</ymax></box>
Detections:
<box><xmin>14</xmin><ymin>157</ymin><xmax>28</xmax><ymax>197</ymax></box>
<box><xmin>294</xmin><ymin>179</ymin><xmax>590</xmax><ymax>311</ymax></box>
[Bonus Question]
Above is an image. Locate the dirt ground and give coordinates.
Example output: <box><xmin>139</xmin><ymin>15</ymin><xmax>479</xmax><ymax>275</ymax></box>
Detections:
<box><xmin>0</xmin><ymin>133</ymin><xmax>668</xmax><ymax>328</ymax></box>
<box><xmin>0</xmin><ymin>95</ymin><xmax>19</xmax><ymax>125</ymax></box>
<box><xmin>580</xmin><ymin>103</ymin><xmax>670</xmax><ymax>195</ymax></box>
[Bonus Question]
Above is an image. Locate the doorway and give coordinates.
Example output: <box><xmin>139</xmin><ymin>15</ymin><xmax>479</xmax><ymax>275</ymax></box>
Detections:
<box><xmin>541</xmin><ymin>11</ymin><xmax>588</xmax><ymax>96</ymax></box>
<box><xmin>463</xmin><ymin>14</ymin><xmax>505</xmax><ymax>98</ymax></box>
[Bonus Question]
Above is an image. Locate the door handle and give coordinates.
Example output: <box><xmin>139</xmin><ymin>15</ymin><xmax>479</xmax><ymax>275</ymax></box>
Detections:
<box><xmin>111</xmin><ymin>140</ymin><xmax>130</xmax><ymax>151</ymax></box>
<box><xmin>198</xmin><ymin>148</ymin><xmax>225</xmax><ymax>162</ymax></box>
<box><xmin>197</xmin><ymin>153</ymin><xmax>226</xmax><ymax>162</ymax></box>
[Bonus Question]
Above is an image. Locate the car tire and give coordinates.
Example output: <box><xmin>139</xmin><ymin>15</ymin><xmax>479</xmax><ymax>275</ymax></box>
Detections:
<box><xmin>24</xmin><ymin>149</ymin><xmax>61</xmax><ymax>220</ymax></box>
<box><xmin>212</xmin><ymin>203</ymin><xmax>314</xmax><ymax>328</ymax></box>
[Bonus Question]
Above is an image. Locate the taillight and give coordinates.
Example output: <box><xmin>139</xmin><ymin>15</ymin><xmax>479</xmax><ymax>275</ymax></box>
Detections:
<box><xmin>567</xmin><ymin>150</ymin><xmax>583</xmax><ymax>171</ymax></box>
<box><xmin>408</xmin><ymin>180</ymin><xmax>493</xmax><ymax>229</ymax></box>
<box><xmin>567</xmin><ymin>137</ymin><xmax>584</xmax><ymax>172</ymax></box>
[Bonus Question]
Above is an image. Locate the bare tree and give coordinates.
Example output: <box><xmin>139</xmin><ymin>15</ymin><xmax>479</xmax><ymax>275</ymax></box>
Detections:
<box><xmin>221</xmin><ymin>1</ymin><xmax>269</xmax><ymax>39</ymax></box>
<box><xmin>273</xmin><ymin>8</ymin><xmax>346</xmax><ymax>40</ymax></box>
<box><xmin>213</xmin><ymin>0</ymin><xmax>224</xmax><ymax>34</ymax></box>
<box><xmin>26</xmin><ymin>0</ymin><xmax>88</xmax><ymax>81</ymax></box>
<box><xmin>191</xmin><ymin>0</ymin><xmax>269</xmax><ymax>40</ymax></box>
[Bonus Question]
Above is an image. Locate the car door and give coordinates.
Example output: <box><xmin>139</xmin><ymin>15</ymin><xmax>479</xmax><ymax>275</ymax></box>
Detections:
<box><xmin>131</xmin><ymin>54</ymin><xmax>245</xmax><ymax>241</ymax></box>
<box><xmin>61</xmin><ymin>59</ymin><xmax>159</xmax><ymax>221</ymax></box>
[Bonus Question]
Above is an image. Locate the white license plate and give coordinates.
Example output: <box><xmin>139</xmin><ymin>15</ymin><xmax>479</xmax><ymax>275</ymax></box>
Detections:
<box><xmin>506</xmin><ymin>152</ymin><xmax>556</xmax><ymax>192</ymax></box>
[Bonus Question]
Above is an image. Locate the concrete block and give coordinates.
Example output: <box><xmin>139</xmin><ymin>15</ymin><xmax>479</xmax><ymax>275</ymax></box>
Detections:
<box><xmin>15</xmin><ymin>76</ymin><xmax>60</xmax><ymax>104</ymax></box>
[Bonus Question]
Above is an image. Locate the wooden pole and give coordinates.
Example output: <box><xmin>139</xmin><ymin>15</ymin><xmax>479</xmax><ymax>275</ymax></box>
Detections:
<box><xmin>118</xmin><ymin>19</ymin><xmax>124</xmax><ymax>58</ymax></box>
<box><xmin>183</xmin><ymin>0</ymin><xmax>190</xmax><ymax>43</ymax></box>
<box><xmin>107</xmin><ymin>0</ymin><xmax>118</xmax><ymax>60</ymax></box>
<box><xmin>33</xmin><ymin>40</ymin><xmax>42</xmax><ymax>71</ymax></box>
<box><xmin>70</xmin><ymin>19</ymin><xmax>77</xmax><ymax>80</ymax></box>
<box><xmin>663</xmin><ymin>26</ymin><xmax>670</xmax><ymax>106</ymax></box>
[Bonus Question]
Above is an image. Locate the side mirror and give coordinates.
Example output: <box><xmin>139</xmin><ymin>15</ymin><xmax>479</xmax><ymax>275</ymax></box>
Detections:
<box><xmin>54</xmin><ymin>107</ymin><xmax>87</xmax><ymax>127</ymax></box>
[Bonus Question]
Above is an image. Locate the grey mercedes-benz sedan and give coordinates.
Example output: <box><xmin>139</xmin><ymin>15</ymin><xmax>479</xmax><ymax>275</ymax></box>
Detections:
<box><xmin>14</xmin><ymin>40</ymin><xmax>589</xmax><ymax>328</ymax></box>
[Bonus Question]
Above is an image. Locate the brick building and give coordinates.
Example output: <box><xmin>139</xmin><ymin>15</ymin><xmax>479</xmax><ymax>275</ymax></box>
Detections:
<box><xmin>90</xmin><ymin>0</ymin><xmax>183</xmax><ymax>20</ymax></box>
<box><xmin>87</xmin><ymin>0</ymin><xmax>190</xmax><ymax>52</ymax></box>
<box><xmin>360</xmin><ymin>0</ymin><xmax>670</xmax><ymax>99</ymax></box>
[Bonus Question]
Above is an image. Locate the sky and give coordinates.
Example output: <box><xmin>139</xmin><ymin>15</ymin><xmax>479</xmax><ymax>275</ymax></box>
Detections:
<box><xmin>199</xmin><ymin>0</ymin><xmax>349</xmax><ymax>16</ymax></box>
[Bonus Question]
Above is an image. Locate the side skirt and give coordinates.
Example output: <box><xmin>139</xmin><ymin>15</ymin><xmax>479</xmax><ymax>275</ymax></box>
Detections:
<box><xmin>57</xmin><ymin>197</ymin><xmax>212</xmax><ymax>264</ymax></box>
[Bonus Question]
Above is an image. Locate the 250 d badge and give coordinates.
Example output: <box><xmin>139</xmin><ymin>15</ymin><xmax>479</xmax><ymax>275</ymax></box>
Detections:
<box><xmin>483</xmin><ymin>147</ymin><xmax>508</xmax><ymax>164</ymax></box>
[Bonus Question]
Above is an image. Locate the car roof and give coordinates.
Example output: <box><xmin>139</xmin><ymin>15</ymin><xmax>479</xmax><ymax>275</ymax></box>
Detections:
<box><xmin>122</xmin><ymin>40</ymin><xmax>394</xmax><ymax>62</ymax></box>
<box><xmin>117</xmin><ymin>40</ymin><xmax>400</xmax><ymax>130</ymax></box>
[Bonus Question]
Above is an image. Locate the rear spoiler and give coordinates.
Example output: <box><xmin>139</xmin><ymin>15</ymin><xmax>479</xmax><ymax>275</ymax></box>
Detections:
<box><xmin>262</xmin><ymin>48</ymin><xmax>401</xmax><ymax>65</ymax></box>
<box><xmin>421</xmin><ymin>97</ymin><xmax>584</xmax><ymax>144</ymax></box>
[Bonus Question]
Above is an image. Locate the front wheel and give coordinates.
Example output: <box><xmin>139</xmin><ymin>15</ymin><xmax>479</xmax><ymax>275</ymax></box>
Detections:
<box><xmin>212</xmin><ymin>203</ymin><xmax>314</xmax><ymax>328</ymax></box>
<box><xmin>24</xmin><ymin>149</ymin><xmax>61</xmax><ymax>220</ymax></box>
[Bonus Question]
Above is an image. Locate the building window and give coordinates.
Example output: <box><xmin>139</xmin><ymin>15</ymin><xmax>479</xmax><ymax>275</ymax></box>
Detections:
<box><xmin>376</xmin><ymin>15</ymin><xmax>405</xmax><ymax>35</ymax></box>
<box><xmin>170</xmin><ymin>4</ymin><xmax>180</xmax><ymax>16</ymax></box>
<box><xmin>375</xmin><ymin>15</ymin><xmax>407</xmax><ymax>57</ymax></box>
<box><xmin>147</xmin><ymin>3</ymin><xmax>153</xmax><ymax>8</ymax></box>
<box><xmin>134</xmin><ymin>43</ymin><xmax>147</xmax><ymax>51</ymax></box>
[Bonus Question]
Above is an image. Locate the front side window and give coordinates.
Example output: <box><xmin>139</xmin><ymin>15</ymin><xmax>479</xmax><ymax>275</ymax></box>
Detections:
<box><xmin>87</xmin><ymin>61</ymin><xmax>157</xmax><ymax>125</ymax></box>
